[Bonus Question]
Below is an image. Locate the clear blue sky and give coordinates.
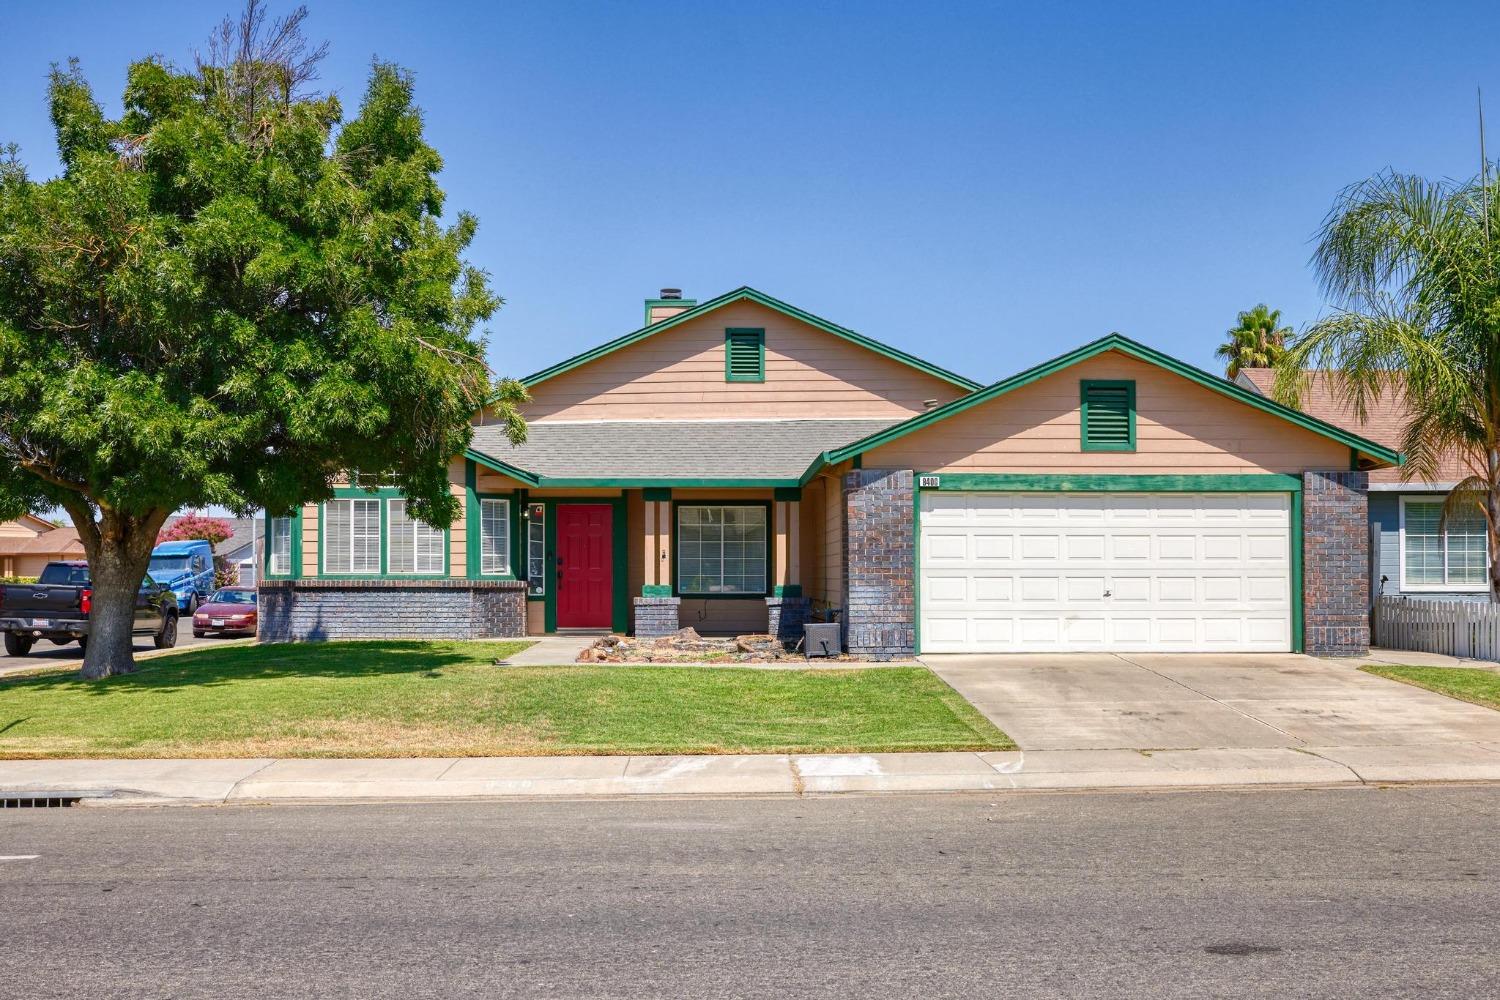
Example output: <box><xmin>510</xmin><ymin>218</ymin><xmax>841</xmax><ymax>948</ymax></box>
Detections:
<box><xmin>4</xmin><ymin>0</ymin><xmax>1500</xmax><ymax>384</ymax></box>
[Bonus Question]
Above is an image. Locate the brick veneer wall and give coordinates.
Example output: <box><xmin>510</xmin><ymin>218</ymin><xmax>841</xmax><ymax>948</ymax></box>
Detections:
<box><xmin>259</xmin><ymin>579</ymin><xmax>527</xmax><ymax>643</ymax></box>
<box><xmin>1303</xmin><ymin>470</ymin><xmax>1370</xmax><ymax>656</ymax></box>
<box><xmin>632</xmin><ymin>597</ymin><xmax>682</xmax><ymax>638</ymax></box>
<box><xmin>842</xmin><ymin>469</ymin><xmax>916</xmax><ymax>659</ymax></box>
<box><xmin>765</xmin><ymin>595</ymin><xmax>812</xmax><ymax>643</ymax></box>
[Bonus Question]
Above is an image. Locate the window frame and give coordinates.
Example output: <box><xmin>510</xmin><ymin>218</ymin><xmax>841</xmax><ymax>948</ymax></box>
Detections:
<box><xmin>318</xmin><ymin>489</ymin><xmax>450</xmax><ymax>579</ymax></box>
<box><xmin>478</xmin><ymin>497</ymin><xmax>512</xmax><ymax>577</ymax></box>
<box><xmin>724</xmin><ymin>327</ymin><xmax>766</xmax><ymax>383</ymax></box>
<box><xmin>1398</xmin><ymin>495</ymin><xmax>1489</xmax><ymax>592</ymax></box>
<box><xmin>263</xmin><ymin>513</ymin><xmax>299</xmax><ymax>579</ymax></box>
<box><xmin>321</xmin><ymin>496</ymin><xmax>383</xmax><ymax>577</ymax></box>
<box><xmin>386</xmin><ymin>498</ymin><xmax>446</xmax><ymax>576</ymax></box>
<box><xmin>672</xmin><ymin>500</ymin><xmax>773</xmax><ymax>599</ymax></box>
<box><xmin>1079</xmin><ymin>379</ymin><xmax>1137</xmax><ymax>453</ymax></box>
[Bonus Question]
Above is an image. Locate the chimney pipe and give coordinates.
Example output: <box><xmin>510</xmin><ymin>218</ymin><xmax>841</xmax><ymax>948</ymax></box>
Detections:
<box><xmin>659</xmin><ymin>288</ymin><xmax>682</xmax><ymax>300</ymax></box>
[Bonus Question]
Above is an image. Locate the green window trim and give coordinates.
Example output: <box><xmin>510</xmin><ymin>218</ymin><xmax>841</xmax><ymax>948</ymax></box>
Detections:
<box><xmin>465</xmin><ymin>460</ymin><xmax>525</xmax><ymax>582</ymax></box>
<box><xmin>262</xmin><ymin>513</ymin><xmax>302</xmax><ymax>579</ymax></box>
<box><xmin>725</xmin><ymin>327</ymin><xmax>766</xmax><ymax>382</ymax></box>
<box><xmin>316</xmin><ymin>487</ymin><xmax>452</xmax><ymax>580</ymax></box>
<box><xmin>672</xmin><ymin>500</ymin><xmax>773</xmax><ymax>599</ymax></box>
<box><xmin>1080</xmin><ymin>379</ymin><xmax>1136</xmax><ymax>452</ymax></box>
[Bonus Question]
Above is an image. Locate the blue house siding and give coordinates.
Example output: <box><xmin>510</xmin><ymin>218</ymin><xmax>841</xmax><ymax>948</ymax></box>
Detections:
<box><xmin>1370</xmin><ymin>490</ymin><xmax>1489</xmax><ymax>602</ymax></box>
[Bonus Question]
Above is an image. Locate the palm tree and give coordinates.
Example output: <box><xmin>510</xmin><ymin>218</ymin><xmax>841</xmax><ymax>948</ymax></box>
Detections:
<box><xmin>1274</xmin><ymin>169</ymin><xmax>1500</xmax><ymax>600</ymax></box>
<box><xmin>1216</xmin><ymin>304</ymin><xmax>1292</xmax><ymax>378</ymax></box>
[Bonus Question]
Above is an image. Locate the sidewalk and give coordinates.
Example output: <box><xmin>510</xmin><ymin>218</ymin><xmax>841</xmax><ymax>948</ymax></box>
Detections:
<box><xmin>6</xmin><ymin>742</ymin><xmax>1500</xmax><ymax>806</ymax></box>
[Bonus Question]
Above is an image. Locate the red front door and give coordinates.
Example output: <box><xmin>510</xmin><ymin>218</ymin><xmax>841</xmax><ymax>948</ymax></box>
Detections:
<box><xmin>556</xmin><ymin>504</ymin><xmax>613</xmax><ymax>629</ymax></box>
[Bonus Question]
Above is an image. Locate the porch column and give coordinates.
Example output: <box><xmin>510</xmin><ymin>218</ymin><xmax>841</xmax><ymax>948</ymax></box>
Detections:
<box><xmin>768</xmin><ymin>488</ymin><xmax>810</xmax><ymax>642</ymax></box>
<box><xmin>633</xmin><ymin>488</ymin><xmax>679</xmax><ymax>637</ymax></box>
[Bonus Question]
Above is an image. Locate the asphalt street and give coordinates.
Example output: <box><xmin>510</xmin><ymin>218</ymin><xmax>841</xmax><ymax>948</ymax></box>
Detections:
<box><xmin>3</xmin><ymin>786</ymin><xmax>1498</xmax><ymax>998</ymax></box>
<box><xmin>0</xmin><ymin>626</ymin><xmax>231</xmax><ymax>675</ymax></box>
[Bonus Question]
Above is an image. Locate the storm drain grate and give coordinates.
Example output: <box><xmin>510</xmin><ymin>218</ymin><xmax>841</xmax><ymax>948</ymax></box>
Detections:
<box><xmin>0</xmin><ymin>795</ymin><xmax>83</xmax><ymax>809</ymax></box>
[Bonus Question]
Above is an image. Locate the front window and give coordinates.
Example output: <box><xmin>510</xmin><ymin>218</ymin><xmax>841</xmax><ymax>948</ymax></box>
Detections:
<box><xmin>527</xmin><ymin>503</ymin><xmax>546</xmax><ymax>596</ymax></box>
<box><xmin>480</xmin><ymin>498</ymin><xmax>510</xmax><ymax>575</ymax></box>
<box><xmin>323</xmin><ymin>498</ymin><xmax>381</xmax><ymax>574</ymax></box>
<box><xmin>267</xmin><ymin>516</ymin><xmax>293</xmax><ymax>575</ymax></box>
<box><xmin>387</xmin><ymin>499</ymin><xmax>445</xmax><ymax>575</ymax></box>
<box><xmin>677</xmin><ymin>504</ymin><xmax>768</xmax><ymax>595</ymax></box>
<box><xmin>1403</xmin><ymin>499</ymin><xmax>1488</xmax><ymax>589</ymax></box>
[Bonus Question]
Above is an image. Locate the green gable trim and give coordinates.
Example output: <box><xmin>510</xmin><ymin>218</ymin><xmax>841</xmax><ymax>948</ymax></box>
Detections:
<box><xmin>464</xmin><ymin>447</ymin><xmax>541</xmax><ymax>486</ymax></box>
<box><xmin>642</xmin><ymin>487</ymin><xmax>672</xmax><ymax>501</ymax></box>
<box><xmin>821</xmin><ymin>333</ymin><xmax>1402</xmax><ymax>468</ymax></box>
<box><xmin>725</xmin><ymin>327</ymin><xmax>766</xmax><ymax>383</ymax></box>
<box><xmin>1080</xmin><ymin>379</ymin><xmax>1136</xmax><ymax>452</ymax></box>
<box><xmin>915</xmin><ymin>473</ymin><xmax>1302</xmax><ymax>493</ymax></box>
<box><xmin>518</xmin><ymin>286</ymin><xmax>981</xmax><ymax>391</ymax></box>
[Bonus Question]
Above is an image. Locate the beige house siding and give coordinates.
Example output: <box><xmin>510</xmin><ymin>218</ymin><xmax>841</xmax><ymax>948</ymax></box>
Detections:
<box><xmin>864</xmin><ymin>350</ymin><xmax>1350</xmax><ymax>474</ymax></box>
<box><xmin>0</xmin><ymin>517</ymin><xmax>48</xmax><ymax>540</ymax></box>
<box><xmin>522</xmin><ymin>300</ymin><xmax>966</xmax><ymax>422</ymax></box>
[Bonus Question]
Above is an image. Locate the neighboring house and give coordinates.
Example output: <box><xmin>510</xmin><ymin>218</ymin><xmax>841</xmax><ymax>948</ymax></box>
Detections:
<box><xmin>1235</xmin><ymin>370</ymin><xmax>1484</xmax><ymax>603</ymax></box>
<box><xmin>260</xmin><ymin>286</ymin><xmax>1398</xmax><ymax>656</ymax></box>
<box><xmin>0</xmin><ymin>516</ymin><xmax>84</xmax><ymax>578</ymax></box>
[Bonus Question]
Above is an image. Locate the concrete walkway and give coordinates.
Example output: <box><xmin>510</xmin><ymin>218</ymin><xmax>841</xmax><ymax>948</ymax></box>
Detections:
<box><xmin>5</xmin><ymin>742</ymin><xmax>1500</xmax><ymax>806</ymax></box>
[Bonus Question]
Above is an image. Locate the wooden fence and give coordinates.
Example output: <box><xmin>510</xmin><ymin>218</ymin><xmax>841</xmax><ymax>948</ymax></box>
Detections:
<box><xmin>1374</xmin><ymin>596</ymin><xmax>1500</xmax><ymax>661</ymax></box>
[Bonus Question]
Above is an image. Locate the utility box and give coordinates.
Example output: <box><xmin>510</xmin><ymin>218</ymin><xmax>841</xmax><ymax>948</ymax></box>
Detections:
<box><xmin>804</xmin><ymin>622</ymin><xmax>842</xmax><ymax>658</ymax></box>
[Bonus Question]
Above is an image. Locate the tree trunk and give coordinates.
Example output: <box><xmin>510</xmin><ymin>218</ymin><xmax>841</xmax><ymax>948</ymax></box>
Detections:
<box><xmin>70</xmin><ymin>507</ymin><xmax>170</xmax><ymax>680</ymax></box>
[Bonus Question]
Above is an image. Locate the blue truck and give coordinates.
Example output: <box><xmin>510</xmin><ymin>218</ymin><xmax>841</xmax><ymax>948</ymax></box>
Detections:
<box><xmin>147</xmin><ymin>539</ymin><xmax>217</xmax><ymax>614</ymax></box>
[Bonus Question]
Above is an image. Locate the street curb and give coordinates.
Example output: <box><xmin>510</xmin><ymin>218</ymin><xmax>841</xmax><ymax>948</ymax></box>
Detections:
<box><xmin>7</xmin><ymin>745</ymin><xmax>1500</xmax><ymax>806</ymax></box>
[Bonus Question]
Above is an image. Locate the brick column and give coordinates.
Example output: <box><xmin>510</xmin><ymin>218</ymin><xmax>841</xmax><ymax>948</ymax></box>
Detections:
<box><xmin>1303</xmin><ymin>470</ymin><xmax>1370</xmax><ymax>656</ymax></box>
<box><xmin>842</xmin><ymin>469</ymin><xmax>915</xmax><ymax>659</ymax></box>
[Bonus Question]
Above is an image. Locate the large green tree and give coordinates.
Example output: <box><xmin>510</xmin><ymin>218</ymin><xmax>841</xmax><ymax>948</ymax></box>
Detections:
<box><xmin>1275</xmin><ymin>169</ymin><xmax>1500</xmax><ymax>600</ymax></box>
<box><xmin>1215</xmin><ymin>304</ymin><xmax>1292</xmax><ymax>378</ymax></box>
<box><xmin>0</xmin><ymin>3</ymin><xmax>524</xmax><ymax>676</ymax></box>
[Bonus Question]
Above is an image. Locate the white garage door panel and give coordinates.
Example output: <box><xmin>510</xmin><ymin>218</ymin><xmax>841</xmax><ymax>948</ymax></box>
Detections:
<box><xmin>919</xmin><ymin>492</ymin><xmax>1291</xmax><ymax>653</ymax></box>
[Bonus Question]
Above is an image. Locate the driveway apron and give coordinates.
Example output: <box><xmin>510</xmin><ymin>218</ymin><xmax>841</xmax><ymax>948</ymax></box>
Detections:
<box><xmin>923</xmin><ymin>652</ymin><xmax>1500</xmax><ymax>751</ymax></box>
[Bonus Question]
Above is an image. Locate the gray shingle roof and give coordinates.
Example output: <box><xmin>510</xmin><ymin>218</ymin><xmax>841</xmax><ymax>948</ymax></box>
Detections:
<box><xmin>469</xmin><ymin>418</ymin><xmax>899</xmax><ymax>481</ymax></box>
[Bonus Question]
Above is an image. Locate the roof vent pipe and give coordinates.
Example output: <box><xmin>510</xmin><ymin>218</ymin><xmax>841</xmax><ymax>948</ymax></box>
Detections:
<box><xmin>659</xmin><ymin>288</ymin><xmax>682</xmax><ymax>300</ymax></box>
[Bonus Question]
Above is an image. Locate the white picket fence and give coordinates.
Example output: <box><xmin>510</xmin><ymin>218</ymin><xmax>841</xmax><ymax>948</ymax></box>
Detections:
<box><xmin>1374</xmin><ymin>596</ymin><xmax>1500</xmax><ymax>661</ymax></box>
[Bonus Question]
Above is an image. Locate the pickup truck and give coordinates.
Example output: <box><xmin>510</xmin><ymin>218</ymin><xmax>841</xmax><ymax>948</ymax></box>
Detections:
<box><xmin>0</xmin><ymin>561</ymin><xmax>180</xmax><ymax>657</ymax></box>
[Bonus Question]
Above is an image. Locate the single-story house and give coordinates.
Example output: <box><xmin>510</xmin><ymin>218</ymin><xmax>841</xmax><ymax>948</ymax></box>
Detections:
<box><xmin>0</xmin><ymin>515</ymin><xmax>84</xmax><ymax>578</ymax></box>
<box><xmin>1235</xmin><ymin>370</ymin><xmax>1484</xmax><ymax>603</ymax></box>
<box><xmin>261</xmin><ymin>286</ymin><xmax>1398</xmax><ymax>656</ymax></box>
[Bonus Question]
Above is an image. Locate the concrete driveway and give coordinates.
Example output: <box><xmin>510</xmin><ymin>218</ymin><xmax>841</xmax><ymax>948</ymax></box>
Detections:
<box><xmin>924</xmin><ymin>652</ymin><xmax>1500</xmax><ymax>751</ymax></box>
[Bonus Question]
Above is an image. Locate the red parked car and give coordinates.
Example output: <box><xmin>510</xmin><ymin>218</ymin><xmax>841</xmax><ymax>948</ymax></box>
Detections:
<box><xmin>192</xmin><ymin>588</ymin><xmax>258</xmax><ymax>638</ymax></box>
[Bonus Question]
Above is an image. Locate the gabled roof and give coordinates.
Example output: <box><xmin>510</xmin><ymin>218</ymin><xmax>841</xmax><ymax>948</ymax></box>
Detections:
<box><xmin>518</xmin><ymin>286</ymin><xmax>983</xmax><ymax>391</ymax></box>
<box><xmin>1236</xmin><ymin>369</ymin><xmax>1462</xmax><ymax>484</ymax></box>
<box><xmin>0</xmin><ymin>526</ymin><xmax>84</xmax><ymax>557</ymax></box>
<box><xmin>468</xmin><ymin>418</ymin><xmax>897</xmax><ymax>487</ymax></box>
<box><xmin>820</xmin><ymin>333</ymin><xmax>1404</xmax><ymax>467</ymax></box>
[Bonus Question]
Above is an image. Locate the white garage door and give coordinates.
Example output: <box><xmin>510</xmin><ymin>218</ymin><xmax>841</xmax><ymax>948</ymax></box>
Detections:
<box><xmin>919</xmin><ymin>492</ymin><xmax>1292</xmax><ymax>653</ymax></box>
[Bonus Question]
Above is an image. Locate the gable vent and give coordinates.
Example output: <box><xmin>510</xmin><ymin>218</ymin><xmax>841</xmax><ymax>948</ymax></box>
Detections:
<box><xmin>1081</xmin><ymin>380</ymin><xmax>1135</xmax><ymax>451</ymax></box>
<box><xmin>724</xmin><ymin>328</ymin><xmax>765</xmax><ymax>383</ymax></box>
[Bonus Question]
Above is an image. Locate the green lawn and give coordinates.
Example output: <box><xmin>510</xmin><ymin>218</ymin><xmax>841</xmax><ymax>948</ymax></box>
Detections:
<box><xmin>0</xmin><ymin>640</ymin><xmax>1012</xmax><ymax>759</ymax></box>
<box><xmin>1361</xmin><ymin>664</ymin><xmax>1500</xmax><ymax>712</ymax></box>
